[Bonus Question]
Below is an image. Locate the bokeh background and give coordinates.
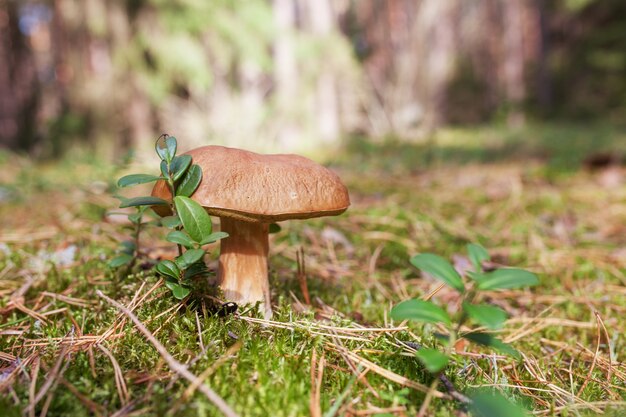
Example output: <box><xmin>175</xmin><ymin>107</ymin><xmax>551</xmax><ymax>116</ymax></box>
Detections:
<box><xmin>1</xmin><ymin>0</ymin><xmax>625</xmax><ymax>158</ymax></box>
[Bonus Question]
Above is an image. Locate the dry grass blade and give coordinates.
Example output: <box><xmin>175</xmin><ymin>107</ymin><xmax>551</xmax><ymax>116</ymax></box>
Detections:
<box><xmin>310</xmin><ymin>350</ymin><xmax>324</xmax><ymax>417</ymax></box>
<box><xmin>58</xmin><ymin>377</ymin><xmax>105</xmax><ymax>416</ymax></box>
<box><xmin>23</xmin><ymin>345</ymin><xmax>71</xmax><ymax>415</ymax></box>
<box><xmin>28</xmin><ymin>357</ymin><xmax>40</xmax><ymax>417</ymax></box>
<box><xmin>576</xmin><ymin>310</ymin><xmax>602</xmax><ymax>398</ymax></box>
<box><xmin>0</xmin><ymin>351</ymin><xmax>17</xmax><ymax>362</ymax></box>
<box><xmin>40</xmin><ymin>292</ymin><xmax>94</xmax><ymax>308</ymax></box>
<box><xmin>520</xmin><ymin>352</ymin><xmax>604</xmax><ymax>413</ymax></box>
<box><xmin>98</xmin><ymin>344</ymin><xmax>130</xmax><ymax>406</ymax></box>
<box><xmin>346</xmin><ymin>405</ymin><xmax>407</xmax><ymax>416</ymax></box>
<box><xmin>297</xmin><ymin>247</ymin><xmax>311</xmax><ymax>305</ymax></box>
<box><xmin>332</xmin><ymin>335</ymin><xmax>380</xmax><ymax>398</ymax></box>
<box><xmin>96</xmin><ymin>290</ymin><xmax>239</xmax><ymax>417</ymax></box>
<box><xmin>593</xmin><ymin>310</ymin><xmax>619</xmax><ymax>400</ymax></box>
<box><xmin>181</xmin><ymin>340</ymin><xmax>243</xmax><ymax>401</ymax></box>
<box><xmin>326</xmin><ymin>343</ymin><xmax>446</xmax><ymax>397</ymax></box>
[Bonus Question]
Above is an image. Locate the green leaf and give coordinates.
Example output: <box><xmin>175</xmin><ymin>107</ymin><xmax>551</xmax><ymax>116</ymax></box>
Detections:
<box><xmin>462</xmin><ymin>332</ymin><xmax>520</xmax><ymax>358</ymax></box>
<box><xmin>476</xmin><ymin>268</ymin><xmax>539</xmax><ymax>290</ymax></box>
<box><xmin>161</xmin><ymin>215</ymin><xmax>182</xmax><ymax>228</ymax></box>
<box><xmin>390</xmin><ymin>299</ymin><xmax>451</xmax><ymax>326</ymax></box>
<box><xmin>410</xmin><ymin>254</ymin><xmax>464</xmax><ymax>292</ymax></box>
<box><xmin>175</xmin><ymin>248</ymin><xmax>205</xmax><ymax>269</ymax></box>
<box><xmin>463</xmin><ymin>303</ymin><xmax>508</xmax><ymax>330</ymax></box>
<box><xmin>156</xmin><ymin>260</ymin><xmax>180</xmax><ymax>280</ymax></box>
<box><xmin>119</xmin><ymin>196</ymin><xmax>169</xmax><ymax>208</ymax></box>
<box><xmin>166</xmin><ymin>231</ymin><xmax>196</xmax><ymax>248</ymax></box>
<box><xmin>160</xmin><ymin>160</ymin><xmax>168</xmax><ymax>177</ymax></box>
<box><xmin>120</xmin><ymin>240</ymin><xmax>136</xmax><ymax>255</ymax></box>
<box><xmin>176</xmin><ymin>164</ymin><xmax>202</xmax><ymax>197</ymax></box>
<box><xmin>184</xmin><ymin>262</ymin><xmax>209</xmax><ymax>279</ymax></box>
<box><xmin>467</xmin><ymin>243</ymin><xmax>489</xmax><ymax>271</ymax></box>
<box><xmin>415</xmin><ymin>348</ymin><xmax>449</xmax><ymax>373</ymax></box>
<box><xmin>170</xmin><ymin>155</ymin><xmax>192</xmax><ymax>182</ymax></box>
<box><xmin>200</xmin><ymin>232</ymin><xmax>228</xmax><ymax>245</ymax></box>
<box><xmin>174</xmin><ymin>196</ymin><xmax>212</xmax><ymax>243</ymax></box>
<box><xmin>117</xmin><ymin>174</ymin><xmax>164</xmax><ymax>188</ymax></box>
<box><xmin>155</xmin><ymin>135</ymin><xmax>177</xmax><ymax>162</ymax></box>
<box><xmin>469</xmin><ymin>391</ymin><xmax>530</xmax><ymax>417</ymax></box>
<box><xmin>108</xmin><ymin>254</ymin><xmax>133</xmax><ymax>268</ymax></box>
<box><xmin>269</xmin><ymin>223</ymin><xmax>281</xmax><ymax>234</ymax></box>
<box><xmin>165</xmin><ymin>278</ymin><xmax>191</xmax><ymax>300</ymax></box>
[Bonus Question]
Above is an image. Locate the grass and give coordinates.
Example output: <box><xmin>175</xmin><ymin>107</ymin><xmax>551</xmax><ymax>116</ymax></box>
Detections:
<box><xmin>1</xmin><ymin>122</ymin><xmax>626</xmax><ymax>416</ymax></box>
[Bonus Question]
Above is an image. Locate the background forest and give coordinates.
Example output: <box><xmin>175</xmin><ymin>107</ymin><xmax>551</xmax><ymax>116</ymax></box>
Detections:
<box><xmin>1</xmin><ymin>1</ymin><xmax>626</xmax><ymax>416</ymax></box>
<box><xmin>1</xmin><ymin>0</ymin><xmax>625</xmax><ymax>156</ymax></box>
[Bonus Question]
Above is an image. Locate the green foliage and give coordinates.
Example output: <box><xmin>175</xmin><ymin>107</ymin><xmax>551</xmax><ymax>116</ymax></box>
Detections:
<box><xmin>415</xmin><ymin>348</ymin><xmax>449</xmax><ymax>373</ymax></box>
<box><xmin>155</xmin><ymin>134</ymin><xmax>177</xmax><ymax>162</ymax></box>
<box><xmin>391</xmin><ymin>243</ymin><xmax>538</xmax><ymax>416</ymax></box>
<box><xmin>176</xmin><ymin>164</ymin><xmax>203</xmax><ymax>197</ymax></box>
<box><xmin>469</xmin><ymin>390</ymin><xmax>531</xmax><ymax>417</ymax></box>
<box><xmin>170</xmin><ymin>155</ymin><xmax>193</xmax><ymax>181</ymax></box>
<box><xmin>390</xmin><ymin>299</ymin><xmax>451</xmax><ymax>326</ymax></box>
<box><xmin>155</xmin><ymin>259</ymin><xmax>180</xmax><ymax>280</ymax></box>
<box><xmin>108</xmin><ymin>253</ymin><xmax>134</xmax><ymax>268</ymax></box>
<box><xmin>467</xmin><ymin>243</ymin><xmax>490</xmax><ymax>271</ymax></box>
<box><xmin>166</xmin><ymin>230</ymin><xmax>196</xmax><ymax>248</ymax></box>
<box><xmin>174</xmin><ymin>196</ymin><xmax>213</xmax><ymax>243</ymax></box>
<box><xmin>161</xmin><ymin>215</ymin><xmax>183</xmax><ymax>228</ymax></box>
<box><xmin>117</xmin><ymin>174</ymin><xmax>164</xmax><ymax>187</ymax></box>
<box><xmin>462</xmin><ymin>332</ymin><xmax>521</xmax><ymax>359</ymax></box>
<box><xmin>473</xmin><ymin>268</ymin><xmax>539</xmax><ymax>290</ymax></box>
<box><xmin>111</xmin><ymin>135</ymin><xmax>227</xmax><ymax>299</ymax></box>
<box><xmin>118</xmin><ymin>196</ymin><xmax>169</xmax><ymax>208</ymax></box>
<box><xmin>107</xmin><ymin>204</ymin><xmax>149</xmax><ymax>269</ymax></box>
<box><xmin>410</xmin><ymin>254</ymin><xmax>464</xmax><ymax>292</ymax></box>
<box><xmin>462</xmin><ymin>303</ymin><xmax>507</xmax><ymax>330</ymax></box>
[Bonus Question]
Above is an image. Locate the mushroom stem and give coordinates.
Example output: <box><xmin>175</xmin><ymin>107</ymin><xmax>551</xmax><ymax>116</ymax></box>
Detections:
<box><xmin>217</xmin><ymin>218</ymin><xmax>271</xmax><ymax>317</ymax></box>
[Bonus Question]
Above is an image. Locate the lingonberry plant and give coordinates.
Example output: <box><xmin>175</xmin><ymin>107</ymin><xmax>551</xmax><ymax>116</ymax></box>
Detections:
<box><xmin>111</xmin><ymin>134</ymin><xmax>227</xmax><ymax>299</ymax></box>
<box><xmin>392</xmin><ymin>243</ymin><xmax>538</xmax><ymax>416</ymax></box>
<box><xmin>107</xmin><ymin>202</ymin><xmax>150</xmax><ymax>268</ymax></box>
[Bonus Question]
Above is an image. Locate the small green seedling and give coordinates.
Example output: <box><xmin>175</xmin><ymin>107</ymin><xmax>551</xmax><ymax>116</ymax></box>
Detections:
<box><xmin>391</xmin><ymin>243</ymin><xmax>538</xmax><ymax>416</ymax></box>
<box><xmin>112</xmin><ymin>134</ymin><xmax>227</xmax><ymax>299</ymax></box>
<box><xmin>107</xmin><ymin>202</ymin><xmax>150</xmax><ymax>268</ymax></box>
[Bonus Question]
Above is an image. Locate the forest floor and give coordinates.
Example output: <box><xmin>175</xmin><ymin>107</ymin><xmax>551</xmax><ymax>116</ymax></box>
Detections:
<box><xmin>1</xmin><ymin>122</ymin><xmax>626</xmax><ymax>416</ymax></box>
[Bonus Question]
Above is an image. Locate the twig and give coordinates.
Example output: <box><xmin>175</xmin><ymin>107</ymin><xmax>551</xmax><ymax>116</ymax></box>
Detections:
<box><xmin>418</xmin><ymin>378</ymin><xmax>440</xmax><ymax>417</ymax></box>
<box><xmin>23</xmin><ymin>345</ymin><xmax>71</xmax><ymax>415</ymax></box>
<box><xmin>96</xmin><ymin>290</ymin><xmax>239</xmax><ymax>417</ymax></box>
<box><xmin>310</xmin><ymin>350</ymin><xmax>324</xmax><ymax>417</ymax></box>
<box><xmin>97</xmin><ymin>344</ymin><xmax>130</xmax><ymax>406</ymax></box>
<box><xmin>577</xmin><ymin>311</ymin><xmax>602</xmax><ymax>397</ymax></box>
<box><xmin>297</xmin><ymin>247</ymin><xmax>311</xmax><ymax>305</ymax></box>
<box><xmin>181</xmin><ymin>341</ymin><xmax>243</xmax><ymax>402</ymax></box>
<box><xmin>28</xmin><ymin>357</ymin><xmax>40</xmax><ymax>417</ymax></box>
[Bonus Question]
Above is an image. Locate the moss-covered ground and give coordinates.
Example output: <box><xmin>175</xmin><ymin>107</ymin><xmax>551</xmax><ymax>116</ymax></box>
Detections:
<box><xmin>1</xmin><ymin>122</ymin><xmax>625</xmax><ymax>416</ymax></box>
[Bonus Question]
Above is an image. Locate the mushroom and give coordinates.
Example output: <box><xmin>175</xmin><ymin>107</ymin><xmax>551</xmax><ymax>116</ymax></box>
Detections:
<box><xmin>151</xmin><ymin>145</ymin><xmax>350</xmax><ymax>316</ymax></box>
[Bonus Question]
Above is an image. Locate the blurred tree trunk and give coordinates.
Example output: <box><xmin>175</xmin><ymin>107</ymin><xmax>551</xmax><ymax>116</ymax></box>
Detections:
<box><xmin>273</xmin><ymin>0</ymin><xmax>299</xmax><ymax>148</ymax></box>
<box><xmin>350</xmin><ymin>0</ymin><xmax>458</xmax><ymax>137</ymax></box>
<box><xmin>0</xmin><ymin>1</ymin><xmax>39</xmax><ymax>150</ymax></box>
<box><xmin>305</xmin><ymin>0</ymin><xmax>340</xmax><ymax>144</ymax></box>
<box><xmin>416</xmin><ymin>0</ymin><xmax>457</xmax><ymax>133</ymax></box>
<box><xmin>502</xmin><ymin>0</ymin><xmax>527</xmax><ymax>127</ymax></box>
<box><xmin>535</xmin><ymin>0</ymin><xmax>552</xmax><ymax>114</ymax></box>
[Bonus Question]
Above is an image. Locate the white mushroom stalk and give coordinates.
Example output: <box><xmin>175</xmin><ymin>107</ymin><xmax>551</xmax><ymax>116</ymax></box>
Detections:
<box><xmin>217</xmin><ymin>218</ymin><xmax>270</xmax><ymax>317</ymax></box>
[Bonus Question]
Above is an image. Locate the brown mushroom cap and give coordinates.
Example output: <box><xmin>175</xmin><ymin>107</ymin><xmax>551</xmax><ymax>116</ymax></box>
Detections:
<box><xmin>152</xmin><ymin>145</ymin><xmax>350</xmax><ymax>222</ymax></box>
